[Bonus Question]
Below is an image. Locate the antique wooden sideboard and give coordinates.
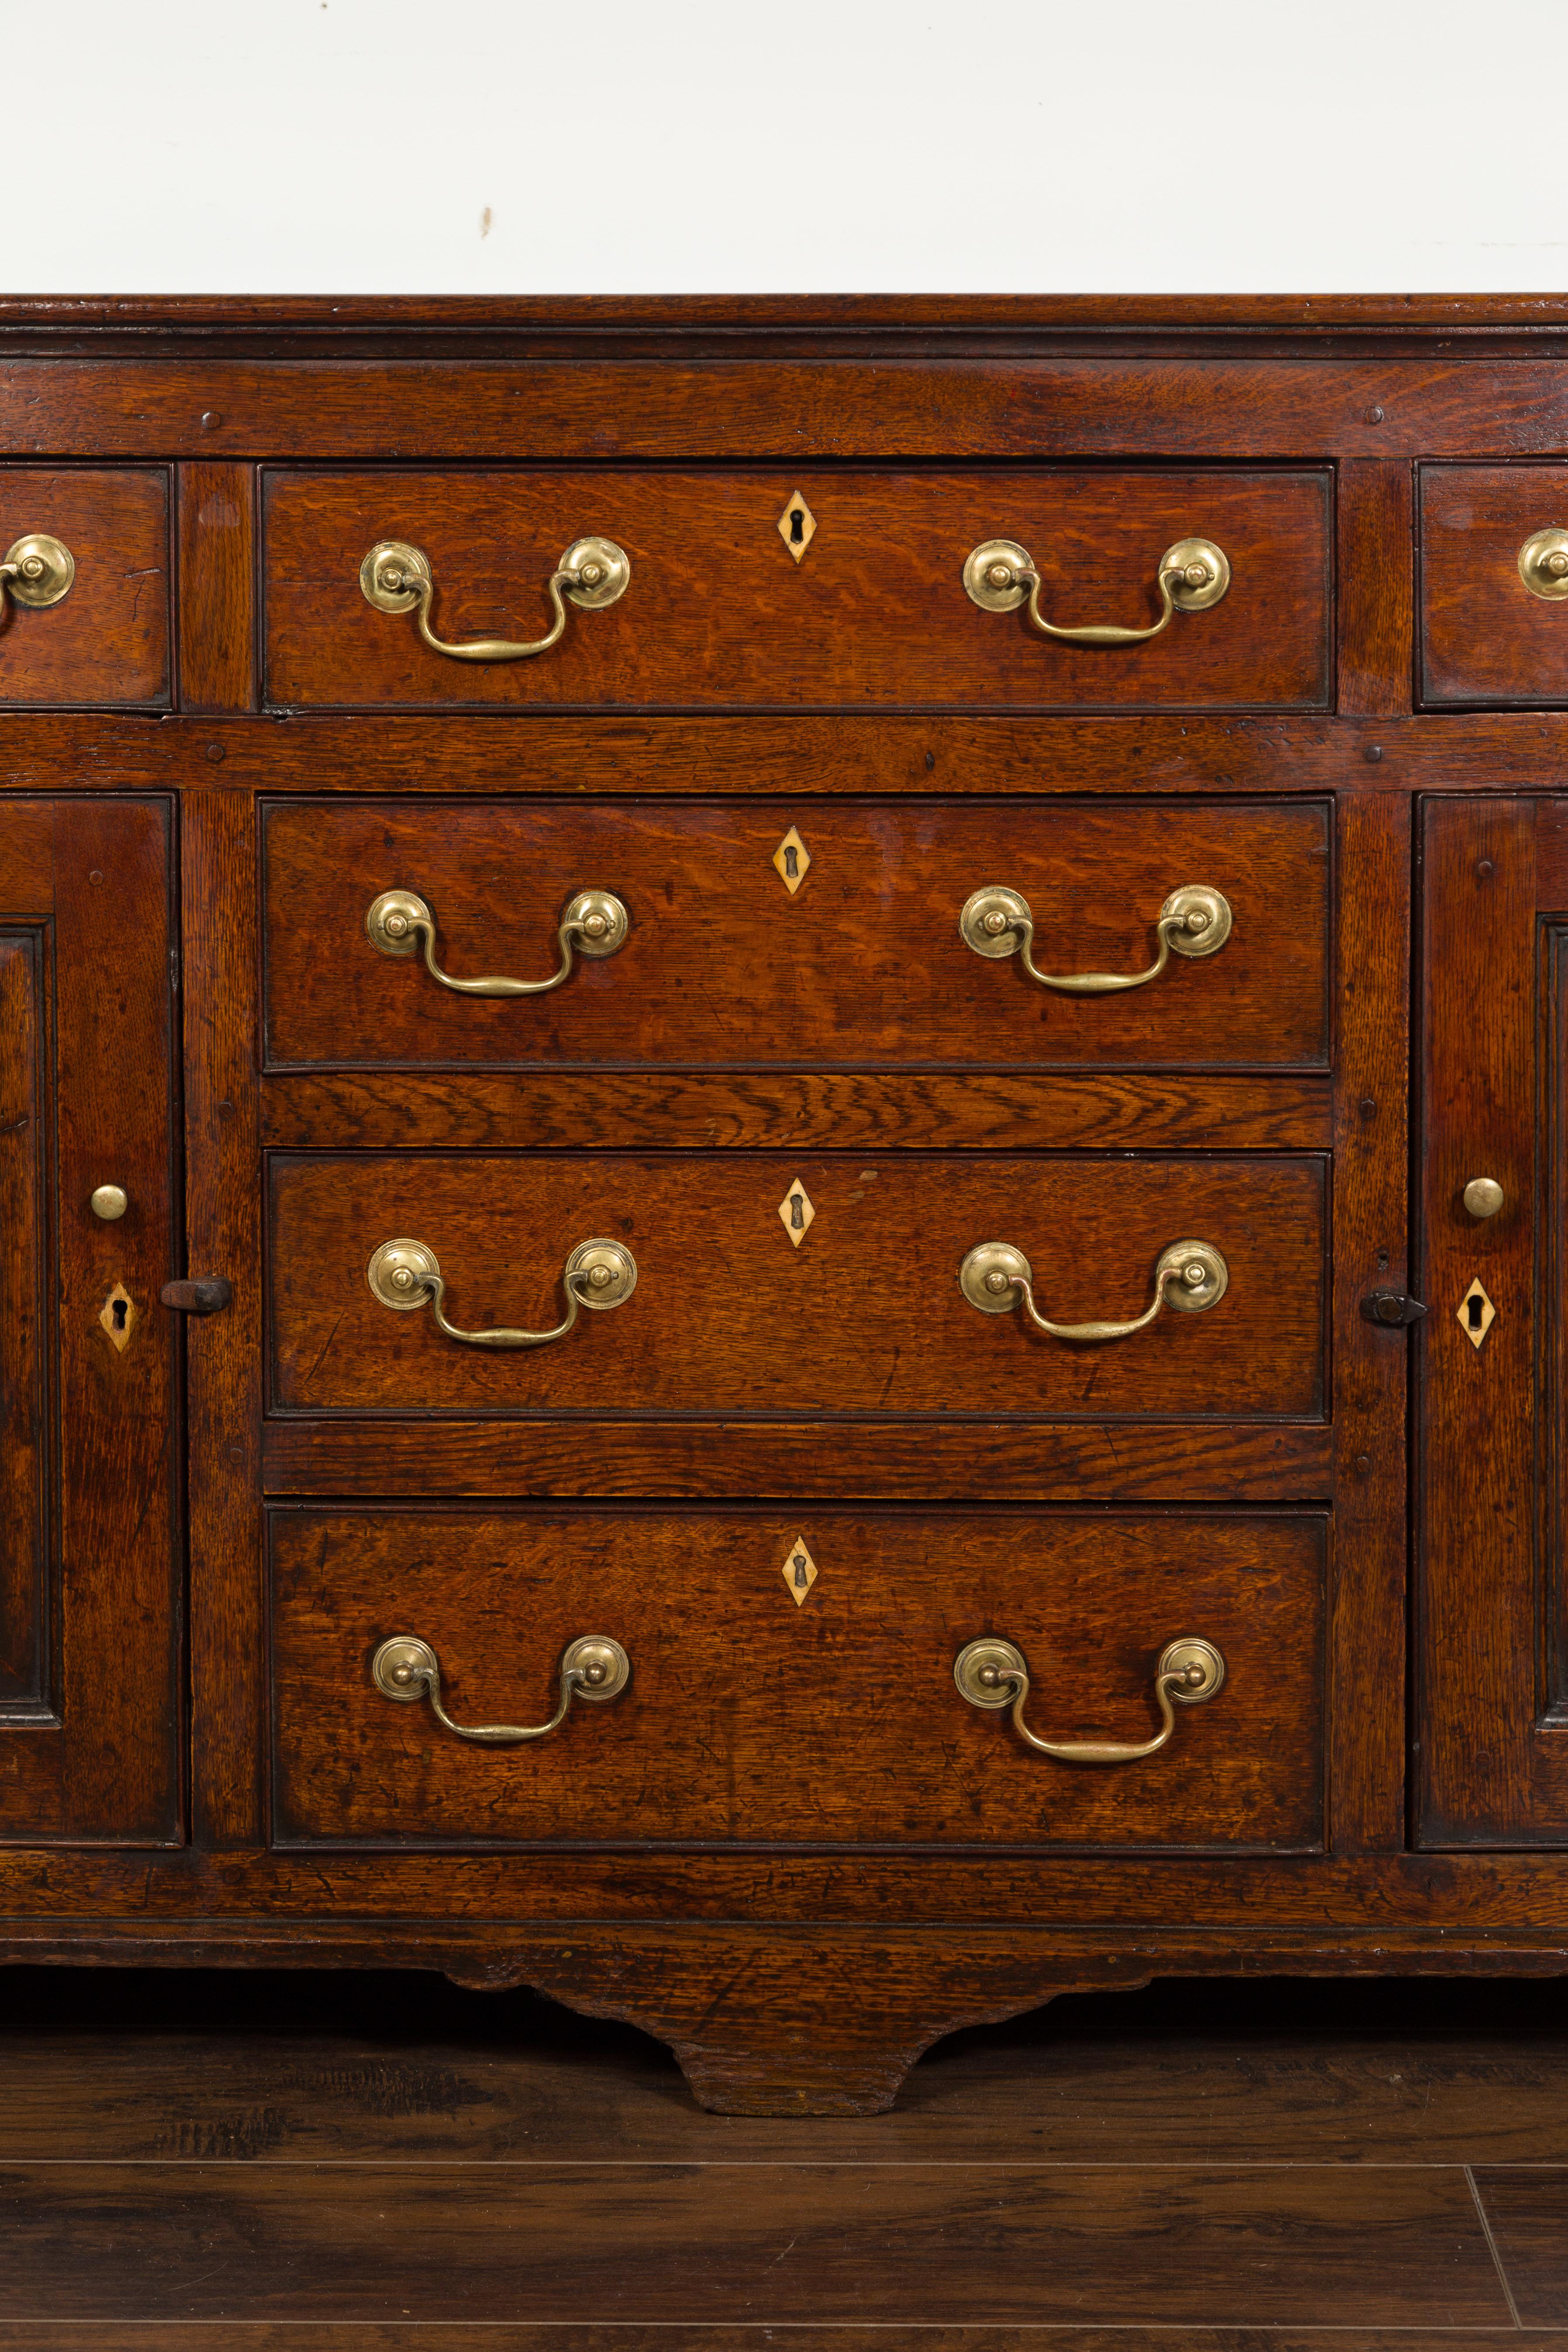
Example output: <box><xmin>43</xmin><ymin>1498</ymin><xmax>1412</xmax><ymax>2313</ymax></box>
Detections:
<box><xmin>4</xmin><ymin>294</ymin><xmax>1568</xmax><ymax>2113</ymax></box>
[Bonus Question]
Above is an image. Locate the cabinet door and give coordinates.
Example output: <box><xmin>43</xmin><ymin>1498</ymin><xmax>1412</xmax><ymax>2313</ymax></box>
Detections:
<box><xmin>0</xmin><ymin>799</ymin><xmax>179</xmax><ymax>1841</ymax></box>
<box><xmin>1417</xmin><ymin>794</ymin><xmax>1568</xmax><ymax>1844</ymax></box>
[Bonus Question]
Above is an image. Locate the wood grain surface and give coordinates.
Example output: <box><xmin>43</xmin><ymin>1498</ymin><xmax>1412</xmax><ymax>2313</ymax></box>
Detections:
<box><xmin>175</xmin><ymin>460</ymin><xmax>256</xmax><ymax>710</ymax></box>
<box><xmin>0</xmin><ymin>800</ymin><xmax>180</xmax><ymax>1839</ymax></box>
<box><xmin>267</xmin><ymin>1151</ymin><xmax>1326</xmax><ymax>1419</ymax></box>
<box><xmin>0</xmin><ymin>468</ymin><xmax>168</xmax><ymax>705</ymax></box>
<box><xmin>1416</xmin><ymin>797</ymin><xmax>1562</xmax><ymax>1843</ymax></box>
<box><xmin>0</xmin><ymin>935</ymin><xmax>46</xmax><ymax>1708</ymax></box>
<box><xmin>262</xmin><ymin>468</ymin><xmax>1331</xmax><ymax>711</ymax></box>
<box><xmin>269</xmin><ymin>1504</ymin><xmax>1325</xmax><ymax>1851</ymax></box>
<box><xmin>1422</xmin><ymin>463</ymin><xmax>1568</xmax><ymax>704</ymax></box>
<box><xmin>261</xmin><ymin>794</ymin><xmax>1330</xmax><ymax>1072</ymax></box>
<box><xmin>0</xmin><ymin>2159</ymin><xmax>1508</xmax><ymax>2328</ymax></box>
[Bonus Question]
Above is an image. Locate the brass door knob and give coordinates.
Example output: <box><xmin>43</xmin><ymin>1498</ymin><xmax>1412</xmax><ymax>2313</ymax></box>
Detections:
<box><xmin>366</xmin><ymin>886</ymin><xmax>628</xmax><ymax>997</ymax></box>
<box><xmin>366</xmin><ymin>1235</ymin><xmax>637</xmax><ymax>1349</ymax></box>
<box><xmin>959</xmin><ymin>1237</ymin><xmax>1228</xmax><ymax>1341</ymax></box>
<box><xmin>360</xmin><ymin>535</ymin><xmax>629</xmax><ymax>661</ymax></box>
<box><xmin>373</xmin><ymin>1632</ymin><xmax>630</xmax><ymax>1744</ymax></box>
<box><xmin>963</xmin><ymin>534</ymin><xmax>1229</xmax><ymax>645</ymax></box>
<box><xmin>0</xmin><ymin>533</ymin><xmax>74</xmax><ymax>617</ymax></box>
<box><xmin>960</xmin><ymin>882</ymin><xmax>1231</xmax><ymax>993</ymax></box>
<box><xmin>954</xmin><ymin>1634</ymin><xmax>1225</xmax><ymax>1763</ymax></box>
<box><xmin>90</xmin><ymin>1185</ymin><xmax>128</xmax><ymax>1221</ymax></box>
<box><xmin>1462</xmin><ymin>1177</ymin><xmax>1505</xmax><ymax>1219</ymax></box>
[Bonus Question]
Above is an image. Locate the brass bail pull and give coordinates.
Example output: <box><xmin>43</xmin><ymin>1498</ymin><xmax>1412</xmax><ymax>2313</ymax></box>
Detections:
<box><xmin>959</xmin><ymin>882</ymin><xmax>1232</xmax><ymax>993</ymax></box>
<box><xmin>963</xmin><ymin>534</ymin><xmax>1230</xmax><ymax>646</ymax></box>
<box><xmin>373</xmin><ymin>1632</ymin><xmax>631</xmax><ymax>1744</ymax></box>
<box><xmin>366</xmin><ymin>1235</ymin><xmax>639</xmax><ymax>1349</ymax></box>
<box><xmin>954</xmin><ymin>1635</ymin><xmax>1226</xmax><ymax>1764</ymax></box>
<box><xmin>359</xmin><ymin>535</ymin><xmax>630</xmax><ymax>663</ymax></box>
<box><xmin>0</xmin><ymin>533</ymin><xmax>75</xmax><ymax>619</ymax></box>
<box><xmin>365</xmin><ymin>886</ymin><xmax>629</xmax><ymax>997</ymax></box>
<box><xmin>958</xmin><ymin>1237</ymin><xmax>1229</xmax><ymax>1342</ymax></box>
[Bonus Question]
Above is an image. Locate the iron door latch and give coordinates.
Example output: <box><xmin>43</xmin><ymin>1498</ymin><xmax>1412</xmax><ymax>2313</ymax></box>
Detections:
<box><xmin>1360</xmin><ymin>1288</ymin><xmax>1428</xmax><ymax>1327</ymax></box>
<box><xmin>160</xmin><ymin>1277</ymin><xmax>232</xmax><ymax>1315</ymax></box>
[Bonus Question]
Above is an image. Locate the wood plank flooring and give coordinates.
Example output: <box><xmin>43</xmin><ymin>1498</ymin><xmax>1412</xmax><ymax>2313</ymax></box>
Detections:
<box><xmin>1</xmin><ymin>1971</ymin><xmax>1567</xmax><ymax>2345</ymax></box>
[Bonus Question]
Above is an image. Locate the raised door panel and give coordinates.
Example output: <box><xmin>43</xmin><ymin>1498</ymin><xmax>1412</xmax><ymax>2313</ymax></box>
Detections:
<box><xmin>1416</xmin><ymin>795</ymin><xmax>1568</xmax><ymax>1843</ymax></box>
<box><xmin>0</xmin><ymin>798</ymin><xmax>180</xmax><ymax>1841</ymax></box>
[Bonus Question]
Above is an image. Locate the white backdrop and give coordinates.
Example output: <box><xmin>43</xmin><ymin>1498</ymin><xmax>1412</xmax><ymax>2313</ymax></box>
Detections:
<box><xmin>4</xmin><ymin>0</ymin><xmax>1565</xmax><ymax>295</ymax></box>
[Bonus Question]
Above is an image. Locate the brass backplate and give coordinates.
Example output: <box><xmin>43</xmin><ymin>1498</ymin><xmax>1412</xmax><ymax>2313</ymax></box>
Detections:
<box><xmin>366</xmin><ymin>1236</ymin><xmax>441</xmax><ymax>1309</ymax></box>
<box><xmin>1158</xmin><ymin>1636</ymin><xmax>1226</xmax><ymax>1701</ymax></box>
<box><xmin>365</xmin><ymin>888</ymin><xmax>432</xmax><ymax>957</ymax></box>
<box><xmin>561</xmin><ymin>536</ymin><xmax>631</xmax><ymax>610</ymax></box>
<box><xmin>563</xmin><ymin>888</ymin><xmax>629</xmax><ymax>957</ymax></box>
<box><xmin>373</xmin><ymin>1634</ymin><xmax>438</xmax><ymax>1699</ymax></box>
<box><xmin>781</xmin><ymin>1535</ymin><xmax>819</xmax><ymax>1606</ymax></box>
<box><xmin>1160</xmin><ymin>536</ymin><xmax>1231</xmax><ymax>612</ymax></box>
<box><xmin>2</xmin><ymin>532</ymin><xmax>76</xmax><ymax>609</ymax></box>
<box><xmin>959</xmin><ymin>1240</ymin><xmax>1032</xmax><ymax>1311</ymax></box>
<box><xmin>1162</xmin><ymin>884</ymin><xmax>1233</xmax><ymax>957</ymax></box>
<box><xmin>359</xmin><ymin>539</ymin><xmax>432</xmax><ymax>614</ymax></box>
<box><xmin>564</xmin><ymin>1238</ymin><xmax>638</xmax><ymax>1309</ymax></box>
<box><xmin>1155</xmin><ymin>1238</ymin><xmax>1229</xmax><ymax>1313</ymax></box>
<box><xmin>959</xmin><ymin>885</ymin><xmax>1031</xmax><ymax>958</ymax></box>
<box><xmin>1520</xmin><ymin>526</ymin><xmax>1568</xmax><ymax>601</ymax></box>
<box><xmin>953</xmin><ymin>1636</ymin><xmax>1027</xmax><ymax>1708</ymax></box>
<box><xmin>962</xmin><ymin>539</ymin><xmax>1033</xmax><ymax>612</ymax></box>
<box><xmin>563</xmin><ymin>1634</ymin><xmax>632</xmax><ymax>1699</ymax></box>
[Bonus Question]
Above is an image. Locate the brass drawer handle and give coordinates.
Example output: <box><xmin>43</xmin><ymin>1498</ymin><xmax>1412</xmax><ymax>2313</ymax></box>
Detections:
<box><xmin>360</xmin><ymin>534</ymin><xmax>629</xmax><ymax>661</ymax></box>
<box><xmin>954</xmin><ymin>1634</ymin><xmax>1224</xmax><ymax>1763</ymax></box>
<box><xmin>960</xmin><ymin>882</ymin><xmax>1231</xmax><ymax>992</ymax></box>
<box><xmin>959</xmin><ymin>1236</ymin><xmax>1228</xmax><ymax>1342</ymax></box>
<box><xmin>963</xmin><ymin>534</ymin><xmax>1229</xmax><ymax>646</ymax></box>
<box><xmin>0</xmin><ymin>533</ymin><xmax>74</xmax><ymax>618</ymax></box>
<box><xmin>373</xmin><ymin>1631</ymin><xmax>630</xmax><ymax>1744</ymax></box>
<box><xmin>366</xmin><ymin>1234</ymin><xmax>637</xmax><ymax>1348</ymax></box>
<box><xmin>366</xmin><ymin>886</ymin><xmax>628</xmax><ymax>995</ymax></box>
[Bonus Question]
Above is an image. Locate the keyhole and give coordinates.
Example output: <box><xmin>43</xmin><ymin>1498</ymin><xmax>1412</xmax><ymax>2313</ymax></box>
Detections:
<box><xmin>784</xmin><ymin>846</ymin><xmax>798</xmax><ymax>879</ymax></box>
<box><xmin>1468</xmin><ymin>1295</ymin><xmax>1485</xmax><ymax>1331</ymax></box>
<box><xmin>789</xmin><ymin>508</ymin><xmax>805</xmax><ymax>544</ymax></box>
<box><xmin>790</xmin><ymin>1193</ymin><xmax>804</xmax><ymax>1230</ymax></box>
<box><xmin>112</xmin><ymin>1298</ymin><xmax>128</xmax><ymax>1332</ymax></box>
<box><xmin>794</xmin><ymin>1554</ymin><xmax>808</xmax><ymax>1588</ymax></box>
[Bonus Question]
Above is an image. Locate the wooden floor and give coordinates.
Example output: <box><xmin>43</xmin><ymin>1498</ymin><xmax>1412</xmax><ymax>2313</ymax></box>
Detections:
<box><xmin>1</xmin><ymin>1972</ymin><xmax>1567</xmax><ymax>2346</ymax></box>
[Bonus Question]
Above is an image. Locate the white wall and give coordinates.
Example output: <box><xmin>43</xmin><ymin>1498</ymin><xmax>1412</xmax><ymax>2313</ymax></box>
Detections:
<box><xmin>4</xmin><ymin>0</ymin><xmax>1565</xmax><ymax>295</ymax></box>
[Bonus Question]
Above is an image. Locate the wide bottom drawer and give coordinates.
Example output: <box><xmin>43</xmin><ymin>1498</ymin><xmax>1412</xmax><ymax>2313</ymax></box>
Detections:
<box><xmin>270</xmin><ymin>1507</ymin><xmax>1326</xmax><ymax>1851</ymax></box>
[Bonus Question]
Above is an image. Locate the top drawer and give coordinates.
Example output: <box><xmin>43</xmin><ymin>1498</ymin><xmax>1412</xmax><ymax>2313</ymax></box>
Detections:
<box><xmin>0</xmin><ymin>469</ymin><xmax>169</xmax><ymax>708</ymax></box>
<box><xmin>1421</xmin><ymin>464</ymin><xmax>1568</xmax><ymax>705</ymax></box>
<box><xmin>262</xmin><ymin>468</ymin><xmax>1332</xmax><ymax>712</ymax></box>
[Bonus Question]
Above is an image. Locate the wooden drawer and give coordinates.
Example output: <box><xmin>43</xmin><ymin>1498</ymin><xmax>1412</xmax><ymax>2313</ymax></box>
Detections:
<box><xmin>262</xmin><ymin>468</ymin><xmax>1331</xmax><ymax>711</ymax></box>
<box><xmin>0</xmin><ymin>469</ymin><xmax>169</xmax><ymax>707</ymax></box>
<box><xmin>268</xmin><ymin>1151</ymin><xmax>1326</xmax><ymax>1419</ymax></box>
<box><xmin>1420</xmin><ymin>463</ymin><xmax>1568</xmax><ymax>705</ymax></box>
<box><xmin>270</xmin><ymin>1506</ymin><xmax>1326</xmax><ymax>1851</ymax></box>
<box><xmin>262</xmin><ymin>795</ymin><xmax>1330</xmax><ymax>1074</ymax></box>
